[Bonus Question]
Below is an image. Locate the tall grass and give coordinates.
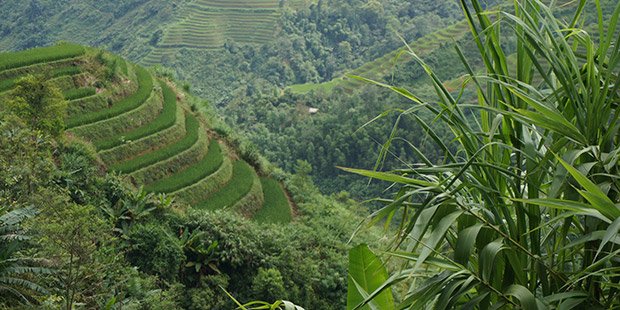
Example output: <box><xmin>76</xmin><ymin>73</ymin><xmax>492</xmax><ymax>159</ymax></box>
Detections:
<box><xmin>66</xmin><ymin>66</ymin><xmax>153</xmax><ymax>128</ymax></box>
<box><xmin>0</xmin><ymin>43</ymin><xmax>85</xmax><ymax>72</ymax></box>
<box><xmin>344</xmin><ymin>0</ymin><xmax>620</xmax><ymax>308</ymax></box>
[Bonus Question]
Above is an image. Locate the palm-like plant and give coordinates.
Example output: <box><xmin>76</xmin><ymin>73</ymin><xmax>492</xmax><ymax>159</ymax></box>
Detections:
<box><xmin>0</xmin><ymin>206</ymin><xmax>49</xmax><ymax>304</ymax></box>
<box><xmin>344</xmin><ymin>0</ymin><xmax>620</xmax><ymax>308</ymax></box>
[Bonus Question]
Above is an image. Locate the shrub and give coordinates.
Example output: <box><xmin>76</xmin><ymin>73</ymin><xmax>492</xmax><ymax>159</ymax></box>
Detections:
<box><xmin>66</xmin><ymin>65</ymin><xmax>153</xmax><ymax>128</ymax></box>
<box><xmin>251</xmin><ymin>268</ymin><xmax>287</xmax><ymax>302</ymax></box>
<box><xmin>126</xmin><ymin>224</ymin><xmax>185</xmax><ymax>281</ymax></box>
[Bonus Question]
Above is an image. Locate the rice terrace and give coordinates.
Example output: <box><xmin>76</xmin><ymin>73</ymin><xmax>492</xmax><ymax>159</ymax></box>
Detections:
<box><xmin>142</xmin><ymin>0</ymin><xmax>309</xmax><ymax>66</ymax></box>
<box><xmin>0</xmin><ymin>43</ymin><xmax>292</xmax><ymax>223</ymax></box>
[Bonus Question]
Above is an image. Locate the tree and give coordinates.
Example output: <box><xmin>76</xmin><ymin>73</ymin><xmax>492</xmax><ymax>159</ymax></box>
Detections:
<box><xmin>7</xmin><ymin>75</ymin><xmax>67</xmax><ymax>136</ymax></box>
<box><xmin>346</xmin><ymin>0</ymin><xmax>620</xmax><ymax>308</ymax></box>
<box><xmin>0</xmin><ymin>114</ymin><xmax>57</xmax><ymax>206</ymax></box>
<box><xmin>37</xmin><ymin>202</ymin><xmax>111</xmax><ymax>309</ymax></box>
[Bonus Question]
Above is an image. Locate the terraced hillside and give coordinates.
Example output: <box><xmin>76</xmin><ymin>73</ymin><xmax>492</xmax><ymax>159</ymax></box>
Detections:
<box><xmin>287</xmin><ymin>20</ymin><xmax>471</xmax><ymax>94</ymax></box>
<box><xmin>142</xmin><ymin>0</ymin><xmax>305</xmax><ymax>66</ymax></box>
<box><xmin>0</xmin><ymin>43</ymin><xmax>292</xmax><ymax>223</ymax></box>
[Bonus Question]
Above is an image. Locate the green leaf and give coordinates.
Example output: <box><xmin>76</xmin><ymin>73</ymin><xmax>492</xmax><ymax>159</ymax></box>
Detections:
<box><xmin>338</xmin><ymin>167</ymin><xmax>438</xmax><ymax>189</ymax></box>
<box><xmin>596</xmin><ymin>217</ymin><xmax>620</xmax><ymax>259</ymax></box>
<box><xmin>455</xmin><ymin>223</ymin><xmax>484</xmax><ymax>264</ymax></box>
<box><xmin>556</xmin><ymin>155</ymin><xmax>620</xmax><ymax>219</ymax></box>
<box><xmin>347</xmin><ymin>244</ymin><xmax>395</xmax><ymax>310</ymax></box>
<box><xmin>504</xmin><ymin>285</ymin><xmax>539</xmax><ymax>310</ymax></box>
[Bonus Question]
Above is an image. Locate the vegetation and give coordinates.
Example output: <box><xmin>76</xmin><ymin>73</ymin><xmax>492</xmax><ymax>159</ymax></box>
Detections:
<box><xmin>254</xmin><ymin>177</ymin><xmax>292</xmax><ymax>224</ymax></box>
<box><xmin>95</xmin><ymin>80</ymin><xmax>177</xmax><ymax>150</ymax></box>
<box><xmin>69</xmin><ymin>89</ymin><xmax>163</xmax><ymax>145</ymax></box>
<box><xmin>0</xmin><ymin>206</ymin><xmax>49</xmax><ymax>304</ymax></box>
<box><xmin>3</xmin><ymin>0</ymin><xmax>620</xmax><ymax>308</ymax></box>
<box><xmin>112</xmin><ymin>113</ymin><xmax>199</xmax><ymax>173</ymax></box>
<box><xmin>173</xmin><ymin>156</ymin><xmax>234</xmax><ymax>206</ymax></box>
<box><xmin>66</xmin><ymin>94</ymin><xmax>107</xmax><ymax>116</ymax></box>
<box><xmin>63</xmin><ymin>87</ymin><xmax>95</xmax><ymax>100</ymax></box>
<box><xmin>345</xmin><ymin>0</ymin><xmax>620</xmax><ymax>308</ymax></box>
<box><xmin>0</xmin><ymin>66</ymin><xmax>81</xmax><ymax>93</ymax></box>
<box><xmin>144</xmin><ymin>139</ymin><xmax>223</xmax><ymax>194</ymax></box>
<box><xmin>0</xmin><ymin>44</ymin><xmax>361</xmax><ymax>309</ymax></box>
<box><xmin>0</xmin><ymin>43</ymin><xmax>84</xmax><ymax>71</ymax></box>
<box><xmin>5</xmin><ymin>75</ymin><xmax>66</xmax><ymax>136</ymax></box>
<box><xmin>196</xmin><ymin>161</ymin><xmax>257</xmax><ymax>210</ymax></box>
<box><xmin>66</xmin><ymin>65</ymin><xmax>153</xmax><ymax>128</ymax></box>
<box><xmin>99</xmin><ymin>106</ymin><xmax>186</xmax><ymax>166</ymax></box>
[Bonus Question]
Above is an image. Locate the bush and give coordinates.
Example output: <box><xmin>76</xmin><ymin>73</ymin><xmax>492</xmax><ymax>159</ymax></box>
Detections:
<box><xmin>126</xmin><ymin>224</ymin><xmax>185</xmax><ymax>281</ymax></box>
<box><xmin>251</xmin><ymin>268</ymin><xmax>286</xmax><ymax>302</ymax></box>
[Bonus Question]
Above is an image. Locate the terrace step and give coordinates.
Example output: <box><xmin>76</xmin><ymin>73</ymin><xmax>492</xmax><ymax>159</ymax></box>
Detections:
<box><xmin>131</xmin><ymin>131</ymin><xmax>210</xmax><ymax>186</ymax></box>
<box><xmin>101</xmin><ymin>103</ymin><xmax>187</xmax><ymax>167</ymax></box>
<box><xmin>195</xmin><ymin>160</ymin><xmax>264</xmax><ymax>216</ymax></box>
<box><xmin>142</xmin><ymin>138</ymin><xmax>224</xmax><ymax>194</ymax></box>
<box><xmin>68</xmin><ymin>85</ymin><xmax>163</xmax><ymax>145</ymax></box>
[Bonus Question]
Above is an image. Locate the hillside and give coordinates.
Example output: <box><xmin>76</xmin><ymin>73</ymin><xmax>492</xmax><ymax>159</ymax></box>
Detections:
<box><xmin>0</xmin><ymin>43</ymin><xmax>292</xmax><ymax>223</ymax></box>
<box><xmin>142</xmin><ymin>0</ymin><xmax>310</xmax><ymax>66</ymax></box>
<box><xmin>0</xmin><ymin>43</ymin><xmax>377</xmax><ymax>308</ymax></box>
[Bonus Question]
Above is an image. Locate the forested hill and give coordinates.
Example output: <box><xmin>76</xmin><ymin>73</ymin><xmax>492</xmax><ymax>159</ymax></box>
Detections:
<box><xmin>0</xmin><ymin>0</ymin><xmax>467</xmax><ymax>98</ymax></box>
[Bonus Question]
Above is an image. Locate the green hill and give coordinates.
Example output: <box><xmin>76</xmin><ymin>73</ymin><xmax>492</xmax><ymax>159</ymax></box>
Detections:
<box><xmin>288</xmin><ymin>20</ymin><xmax>470</xmax><ymax>94</ymax></box>
<box><xmin>0</xmin><ymin>43</ymin><xmax>292</xmax><ymax>223</ymax></box>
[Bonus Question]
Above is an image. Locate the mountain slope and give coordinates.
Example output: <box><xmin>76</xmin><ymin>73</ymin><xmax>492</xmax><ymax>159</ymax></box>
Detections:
<box><xmin>0</xmin><ymin>43</ymin><xmax>292</xmax><ymax>222</ymax></box>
